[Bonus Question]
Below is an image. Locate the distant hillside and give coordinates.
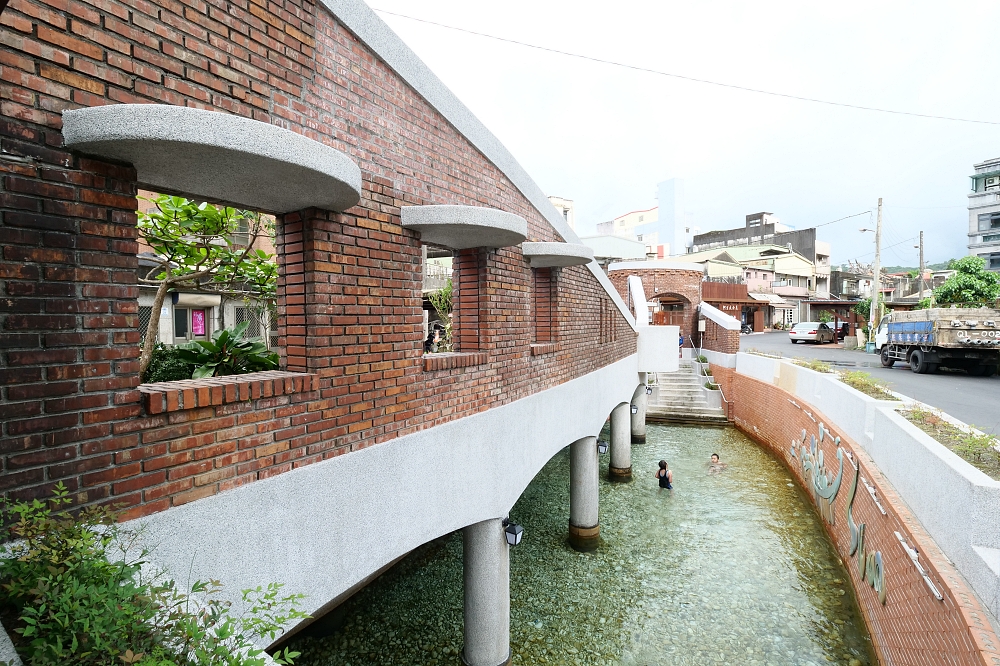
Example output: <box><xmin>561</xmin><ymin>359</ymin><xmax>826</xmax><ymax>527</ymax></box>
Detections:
<box><xmin>882</xmin><ymin>260</ymin><xmax>955</xmax><ymax>274</ymax></box>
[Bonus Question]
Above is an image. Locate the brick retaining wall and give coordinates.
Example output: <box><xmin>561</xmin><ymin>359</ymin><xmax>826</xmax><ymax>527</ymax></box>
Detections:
<box><xmin>0</xmin><ymin>0</ymin><xmax>637</xmax><ymax>516</ymax></box>
<box><xmin>722</xmin><ymin>365</ymin><xmax>1000</xmax><ymax>665</ymax></box>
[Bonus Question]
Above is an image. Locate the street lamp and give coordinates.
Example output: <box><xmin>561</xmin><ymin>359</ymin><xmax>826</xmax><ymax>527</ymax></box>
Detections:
<box><xmin>645</xmin><ymin>385</ymin><xmax>653</xmax><ymax>395</ymax></box>
<box><xmin>597</xmin><ymin>439</ymin><xmax>609</xmax><ymax>454</ymax></box>
<box><xmin>630</xmin><ymin>404</ymin><xmax>638</xmax><ymax>415</ymax></box>
<box><xmin>502</xmin><ymin>518</ymin><xmax>523</xmax><ymax>546</ymax></box>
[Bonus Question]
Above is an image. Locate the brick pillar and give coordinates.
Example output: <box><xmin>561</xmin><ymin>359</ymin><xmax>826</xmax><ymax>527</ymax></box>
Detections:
<box><xmin>0</xmin><ymin>143</ymin><xmax>141</xmax><ymax>506</ymax></box>
<box><xmin>453</xmin><ymin>248</ymin><xmax>483</xmax><ymax>352</ymax></box>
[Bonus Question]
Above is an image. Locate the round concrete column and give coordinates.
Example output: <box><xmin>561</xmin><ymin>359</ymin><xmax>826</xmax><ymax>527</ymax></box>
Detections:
<box><xmin>569</xmin><ymin>436</ymin><xmax>600</xmax><ymax>551</ymax></box>
<box><xmin>630</xmin><ymin>375</ymin><xmax>648</xmax><ymax>444</ymax></box>
<box><xmin>462</xmin><ymin>518</ymin><xmax>511</xmax><ymax>666</ymax></box>
<box><xmin>609</xmin><ymin>402</ymin><xmax>632</xmax><ymax>482</ymax></box>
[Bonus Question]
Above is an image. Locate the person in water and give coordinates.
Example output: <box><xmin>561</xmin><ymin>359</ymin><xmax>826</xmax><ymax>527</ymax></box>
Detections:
<box><xmin>708</xmin><ymin>453</ymin><xmax>728</xmax><ymax>474</ymax></box>
<box><xmin>655</xmin><ymin>460</ymin><xmax>673</xmax><ymax>489</ymax></box>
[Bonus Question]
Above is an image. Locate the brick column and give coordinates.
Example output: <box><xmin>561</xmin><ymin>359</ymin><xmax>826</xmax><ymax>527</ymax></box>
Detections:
<box><xmin>453</xmin><ymin>248</ymin><xmax>483</xmax><ymax>352</ymax></box>
<box><xmin>1</xmin><ymin>146</ymin><xmax>141</xmax><ymax>506</ymax></box>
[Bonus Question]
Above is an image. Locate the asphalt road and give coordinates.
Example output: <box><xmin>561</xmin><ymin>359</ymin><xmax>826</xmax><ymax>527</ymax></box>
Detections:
<box><xmin>739</xmin><ymin>331</ymin><xmax>1000</xmax><ymax>432</ymax></box>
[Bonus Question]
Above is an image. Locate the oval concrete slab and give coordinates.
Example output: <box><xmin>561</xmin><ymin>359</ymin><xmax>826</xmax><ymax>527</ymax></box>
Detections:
<box><xmin>62</xmin><ymin>104</ymin><xmax>362</xmax><ymax>214</ymax></box>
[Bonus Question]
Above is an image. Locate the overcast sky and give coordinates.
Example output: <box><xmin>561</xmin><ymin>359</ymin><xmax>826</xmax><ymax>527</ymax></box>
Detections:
<box><xmin>370</xmin><ymin>0</ymin><xmax>1000</xmax><ymax>267</ymax></box>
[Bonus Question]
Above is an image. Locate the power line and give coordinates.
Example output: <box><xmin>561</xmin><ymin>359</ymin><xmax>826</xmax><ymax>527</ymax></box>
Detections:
<box><xmin>373</xmin><ymin>8</ymin><xmax>1000</xmax><ymax>126</ymax></box>
<box><xmin>814</xmin><ymin>211</ymin><xmax>871</xmax><ymax>228</ymax></box>
<box><xmin>847</xmin><ymin>236</ymin><xmax>918</xmax><ymax>262</ymax></box>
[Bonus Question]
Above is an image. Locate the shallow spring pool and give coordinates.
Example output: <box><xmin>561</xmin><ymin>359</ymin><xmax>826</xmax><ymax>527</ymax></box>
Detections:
<box><xmin>291</xmin><ymin>424</ymin><xmax>875</xmax><ymax>665</ymax></box>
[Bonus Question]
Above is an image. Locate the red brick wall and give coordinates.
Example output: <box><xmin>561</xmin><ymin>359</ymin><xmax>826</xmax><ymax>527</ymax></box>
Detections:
<box><xmin>0</xmin><ymin>0</ymin><xmax>636</xmax><ymax>515</ymax></box>
<box><xmin>729</xmin><ymin>371</ymin><xmax>1000</xmax><ymax>665</ymax></box>
<box><xmin>701</xmin><ymin>318</ymin><xmax>740</xmax><ymax>354</ymax></box>
<box><xmin>607</xmin><ymin>267</ymin><xmax>702</xmax><ymax>346</ymax></box>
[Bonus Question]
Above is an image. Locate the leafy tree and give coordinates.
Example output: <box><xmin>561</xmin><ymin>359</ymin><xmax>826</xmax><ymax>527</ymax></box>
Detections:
<box><xmin>934</xmin><ymin>256</ymin><xmax>1000</xmax><ymax>307</ymax></box>
<box><xmin>816</xmin><ymin>310</ymin><xmax>833</xmax><ymax>323</ymax></box>
<box><xmin>137</xmin><ymin>196</ymin><xmax>278</xmax><ymax>378</ymax></box>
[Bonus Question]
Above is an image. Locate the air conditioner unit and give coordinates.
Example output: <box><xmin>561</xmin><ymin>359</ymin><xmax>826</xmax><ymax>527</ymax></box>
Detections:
<box><xmin>986</xmin><ymin>176</ymin><xmax>1000</xmax><ymax>191</ymax></box>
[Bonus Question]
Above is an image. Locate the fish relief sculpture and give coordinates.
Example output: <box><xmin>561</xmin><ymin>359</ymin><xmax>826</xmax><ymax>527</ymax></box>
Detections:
<box><xmin>797</xmin><ymin>423</ymin><xmax>844</xmax><ymax>525</ymax></box>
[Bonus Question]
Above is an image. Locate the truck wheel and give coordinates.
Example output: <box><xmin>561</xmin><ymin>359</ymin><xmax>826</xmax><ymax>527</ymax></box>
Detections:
<box><xmin>880</xmin><ymin>347</ymin><xmax>895</xmax><ymax>368</ymax></box>
<box><xmin>985</xmin><ymin>366</ymin><xmax>998</xmax><ymax>378</ymax></box>
<box><xmin>909</xmin><ymin>349</ymin><xmax>929</xmax><ymax>374</ymax></box>
<box><xmin>968</xmin><ymin>365</ymin><xmax>986</xmax><ymax>377</ymax></box>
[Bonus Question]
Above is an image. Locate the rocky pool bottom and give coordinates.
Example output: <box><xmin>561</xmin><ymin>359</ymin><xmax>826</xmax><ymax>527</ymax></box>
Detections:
<box><xmin>290</xmin><ymin>424</ymin><xmax>876</xmax><ymax>666</ymax></box>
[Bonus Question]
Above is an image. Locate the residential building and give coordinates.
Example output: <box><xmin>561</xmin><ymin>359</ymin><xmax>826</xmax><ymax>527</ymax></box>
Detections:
<box><xmin>548</xmin><ymin>196</ymin><xmax>576</xmax><ymax>231</ymax></box>
<box><xmin>691</xmin><ymin>215</ymin><xmax>831</xmax><ymax>295</ymax></box>
<box><xmin>968</xmin><ymin>157</ymin><xmax>1000</xmax><ymax>272</ymax></box>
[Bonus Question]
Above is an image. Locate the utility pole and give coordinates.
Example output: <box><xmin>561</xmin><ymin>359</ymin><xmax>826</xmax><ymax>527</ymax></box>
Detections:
<box><xmin>917</xmin><ymin>230</ymin><xmax>925</xmax><ymax>301</ymax></box>
<box><xmin>871</xmin><ymin>198</ymin><xmax>883</xmax><ymax>328</ymax></box>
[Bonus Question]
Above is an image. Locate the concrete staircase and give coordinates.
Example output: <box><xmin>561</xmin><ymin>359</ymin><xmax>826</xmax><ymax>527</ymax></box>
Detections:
<box><xmin>647</xmin><ymin>362</ymin><xmax>729</xmax><ymax>425</ymax></box>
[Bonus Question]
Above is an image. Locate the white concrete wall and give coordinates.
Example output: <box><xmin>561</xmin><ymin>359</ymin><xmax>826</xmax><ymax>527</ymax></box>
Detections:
<box><xmin>130</xmin><ymin>355</ymin><xmax>640</xmax><ymax>643</ymax></box>
<box><xmin>638</xmin><ymin>325</ymin><xmax>679</xmax><ymax>372</ymax></box>
<box><xmin>727</xmin><ymin>351</ymin><xmax>1000</xmax><ymax>620</ymax></box>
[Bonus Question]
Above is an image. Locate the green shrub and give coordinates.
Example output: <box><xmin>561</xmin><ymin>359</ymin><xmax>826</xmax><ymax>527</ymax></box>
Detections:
<box><xmin>839</xmin><ymin>371</ymin><xmax>899</xmax><ymax>400</ymax></box>
<box><xmin>793</xmin><ymin>358</ymin><xmax>834</xmax><ymax>373</ymax></box>
<box><xmin>701</xmin><ymin>367</ymin><xmax>713</xmax><ymax>376</ymax></box>
<box><xmin>697</xmin><ymin>355</ymin><xmax>708</xmax><ymax>363</ymax></box>
<box><xmin>0</xmin><ymin>484</ymin><xmax>307</xmax><ymax>666</ymax></box>
<box><xmin>176</xmin><ymin>322</ymin><xmax>279</xmax><ymax>379</ymax></box>
<box><xmin>704</xmin><ymin>381</ymin><xmax>719</xmax><ymax>390</ymax></box>
<box><xmin>142</xmin><ymin>342</ymin><xmax>196</xmax><ymax>383</ymax></box>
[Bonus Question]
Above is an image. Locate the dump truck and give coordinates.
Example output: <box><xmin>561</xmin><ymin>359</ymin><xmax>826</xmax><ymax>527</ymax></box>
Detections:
<box><xmin>873</xmin><ymin>307</ymin><xmax>1000</xmax><ymax>376</ymax></box>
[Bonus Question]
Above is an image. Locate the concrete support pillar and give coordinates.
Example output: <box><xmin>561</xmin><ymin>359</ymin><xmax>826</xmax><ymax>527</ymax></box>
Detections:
<box><xmin>609</xmin><ymin>402</ymin><xmax>632</xmax><ymax>482</ymax></box>
<box><xmin>631</xmin><ymin>373</ymin><xmax>648</xmax><ymax>443</ymax></box>
<box><xmin>569</xmin><ymin>436</ymin><xmax>600</xmax><ymax>551</ymax></box>
<box><xmin>462</xmin><ymin>518</ymin><xmax>511</xmax><ymax>666</ymax></box>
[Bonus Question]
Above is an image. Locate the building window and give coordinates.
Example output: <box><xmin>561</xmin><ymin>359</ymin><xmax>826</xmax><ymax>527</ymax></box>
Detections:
<box><xmin>533</xmin><ymin>268</ymin><xmax>556</xmax><ymax>343</ymax></box>
<box><xmin>978</xmin><ymin>212</ymin><xmax>1000</xmax><ymax>231</ymax></box>
<box><xmin>234</xmin><ymin>306</ymin><xmax>263</xmax><ymax>339</ymax></box>
<box><xmin>174</xmin><ymin>308</ymin><xmax>209</xmax><ymax>343</ymax></box>
<box><xmin>138</xmin><ymin>306</ymin><xmax>153</xmax><ymax>342</ymax></box>
<box><xmin>987</xmin><ymin>253</ymin><xmax>1000</xmax><ymax>270</ymax></box>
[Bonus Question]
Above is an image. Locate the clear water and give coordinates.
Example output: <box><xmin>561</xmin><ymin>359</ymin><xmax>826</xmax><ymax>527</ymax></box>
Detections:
<box><xmin>291</xmin><ymin>425</ymin><xmax>875</xmax><ymax>666</ymax></box>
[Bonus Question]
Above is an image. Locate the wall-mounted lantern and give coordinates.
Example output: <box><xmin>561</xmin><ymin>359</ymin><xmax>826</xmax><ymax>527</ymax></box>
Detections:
<box><xmin>502</xmin><ymin>518</ymin><xmax>524</xmax><ymax>546</ymax></box>
<box><xmin>597</xmin><ymin>439</ymin><xmax>609</xmax><ymax>454</ymax></box>
<box><xmin>630</xmin><ymin>404</ymin><xmax>638</xmax><ymax>415</ymax></box>
<box><xmin>645</xmin><ymin>386</ymin><xmax>653</xmax><ymax>395</ymax></box>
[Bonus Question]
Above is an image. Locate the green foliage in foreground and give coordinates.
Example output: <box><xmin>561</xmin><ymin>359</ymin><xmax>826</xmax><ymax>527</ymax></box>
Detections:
<box><xmin>175</xmin><ymin>322</ymin><xmax>279</xmax><ymax>379</ymax></box>
<box><xmin>0</xmin><ymin>484</ymin><xmax>307</xmax><ymax>666</ymax></box>
<box><xmin>793</xmin><ymin>358</ymin><xmax>834</xmax><ymax>373</ymax></box>
<box><xmin>143</xmin><ymin>342</ymin><xmax>197</xmax><ymax>383</ymax></box>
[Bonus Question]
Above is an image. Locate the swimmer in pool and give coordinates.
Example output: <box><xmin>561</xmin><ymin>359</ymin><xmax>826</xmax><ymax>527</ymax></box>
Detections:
<box><xmin>708</xmin><ymin>453</ymin><xmax>728</xmax><ymax>474</ymax></box>
<box><xmin>655</xmin><ymin>460</ymin><xmax>673</xmax><ymax>489</ymax></box>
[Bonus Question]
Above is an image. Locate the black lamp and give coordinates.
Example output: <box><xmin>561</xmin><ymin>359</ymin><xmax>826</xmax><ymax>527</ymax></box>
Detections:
<box><xmin>597</xmin><ymin>439</ymin><xmax>609</xmax><ymax>454</ymax></box>
<box><xmin>630</xmin><ymin>404</ymin><xmax>638</xmax><ymax>415</ymax></box>
<box><xmin>645</xmin><ymin>385</ymin><xmax>652</xmax><ymax>395</ymax></box>
<box><xmin>502</xmin><ymin>518</ymin><xmax>523</xmax><ymax>546</ymax></box>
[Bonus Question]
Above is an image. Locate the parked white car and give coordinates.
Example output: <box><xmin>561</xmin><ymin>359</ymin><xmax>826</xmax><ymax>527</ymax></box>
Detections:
<box><xmin>789</xmin><ymin>322</ymin><xmax>836</xmax><ymax>344</ymax></box>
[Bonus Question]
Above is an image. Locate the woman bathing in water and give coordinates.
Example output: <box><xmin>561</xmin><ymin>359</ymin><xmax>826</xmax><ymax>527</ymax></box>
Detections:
<box><xmin>708</xmin><ymin>453</ymin><xmax>728</xmax><ymax>474</ymax></box>
<box><xmin>655</xmin><ymin>460</ymin><xmax>673</xmax><ymax>489</ymax></box>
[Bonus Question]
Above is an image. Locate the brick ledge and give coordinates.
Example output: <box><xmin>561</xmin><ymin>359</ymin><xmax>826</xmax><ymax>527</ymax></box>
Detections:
<box><xmin>422</xmin><ymin>351</ymin><xmax>488</xmax><ymax>372</ymax></box>
<box><xmin>139</xmin><ymin>371</ymin><xmax>318</xmax><ymax>414</ymax></box>
<box><xmin>530</xmin><ymin>342</ymin><xmax>560</xmax><ymax>356</ymax></box>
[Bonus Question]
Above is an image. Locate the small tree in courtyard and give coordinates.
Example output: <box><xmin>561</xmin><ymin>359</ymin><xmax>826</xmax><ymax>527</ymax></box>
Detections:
<box><xmin>932</xmin><ymin>256</ymin><xmax>1000</xmax><ymax>308</ymax></box>
<box><xmin>137</xmin><ymin>195</ymin><xmax>278</xmax><ymax>378</ymax></box>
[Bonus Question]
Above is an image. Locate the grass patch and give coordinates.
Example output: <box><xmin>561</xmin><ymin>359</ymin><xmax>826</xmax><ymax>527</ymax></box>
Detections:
<box><xmin>793</xmin><ymin>358</ymin><xmax>834</xmax><ymax>373</ymax></box>
<box><xmin>838</xmin><ymin>371</ymin><xmax>899</xmax><ymax>400</ymax></box>
<box><xmin>901</xmin><ymin>407</ymin><xmax>1000</xmax><ymax>481</ymax></box>
<box><xmin>745</xmin><ymin>348</ymin><xmax>782</xmax><ymax>359</ymax></box>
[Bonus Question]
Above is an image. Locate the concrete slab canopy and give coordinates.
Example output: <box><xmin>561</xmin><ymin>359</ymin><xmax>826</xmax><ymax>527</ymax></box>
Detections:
<box><xmin>61</xmin><ymin>104</ymin><xmax>362</xmax><ymax>213</ymax></box>
<box><xmin>521</xmin><ymin>241</ymin><xmax>594</xmax><ymax>267</ymax></box>
<box><xmin>401</xmin><ymin>205</ymin><xmax>527</xmax><ymax>250</ymax></box>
